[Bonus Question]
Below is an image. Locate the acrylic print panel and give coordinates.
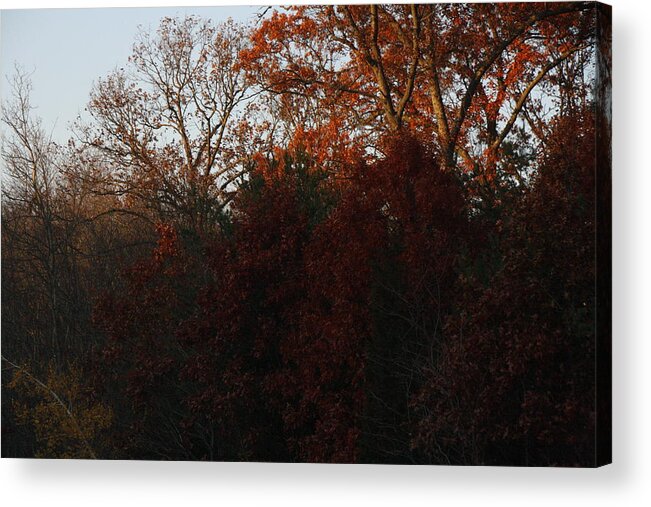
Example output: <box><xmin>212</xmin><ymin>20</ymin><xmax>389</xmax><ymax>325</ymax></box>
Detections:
<box><xmin>1</xmin><ymin>2</ymin><xmax>611</xmax><ymax>466</ymax></box>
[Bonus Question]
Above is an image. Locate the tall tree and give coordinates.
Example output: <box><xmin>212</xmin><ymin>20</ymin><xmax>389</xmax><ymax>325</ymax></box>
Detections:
<box><xmin>2</xmin><ymin>71</ymin><xmax>76</xmax><ymax>365</ymax></box>
<box><xmin>413</xmin><ymin>111</ymin><xmax>598</xmax><ymax>466</ymax></box>
<box><xmin>243</xmin><ymin>3</ymin><xmax>596</xmax><ymax>180</ymax></box>
<box><xmin>81</xmin><ymin>16</ymin><xmax>255</xmax><ymax>231</ymax></box>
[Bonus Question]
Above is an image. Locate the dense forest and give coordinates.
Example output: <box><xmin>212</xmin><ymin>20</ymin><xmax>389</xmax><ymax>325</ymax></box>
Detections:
<box><xmin>1</xmin><ymin>2</ymin><xmax>610</xmax><ymax>465</ymax></box>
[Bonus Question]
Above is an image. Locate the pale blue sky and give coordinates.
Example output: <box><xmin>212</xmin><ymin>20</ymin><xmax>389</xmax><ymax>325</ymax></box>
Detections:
<box><xmin>1</xmin><ymin>6</ymin><xmax>262</xmax><ymax>143</ymax></box>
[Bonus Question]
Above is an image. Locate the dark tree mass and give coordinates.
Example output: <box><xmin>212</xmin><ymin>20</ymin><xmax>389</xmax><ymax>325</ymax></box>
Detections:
<box><xmin>1</xmin><ymin>2</ymin><xmax>611</xmax><ymax>466</ymax></box>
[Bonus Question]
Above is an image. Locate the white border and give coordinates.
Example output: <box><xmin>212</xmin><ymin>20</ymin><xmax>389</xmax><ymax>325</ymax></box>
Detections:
<box><xmin>1</xmin><ymin>1</ymin><xmax>649</xmax><ymax>506</ymax></box>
